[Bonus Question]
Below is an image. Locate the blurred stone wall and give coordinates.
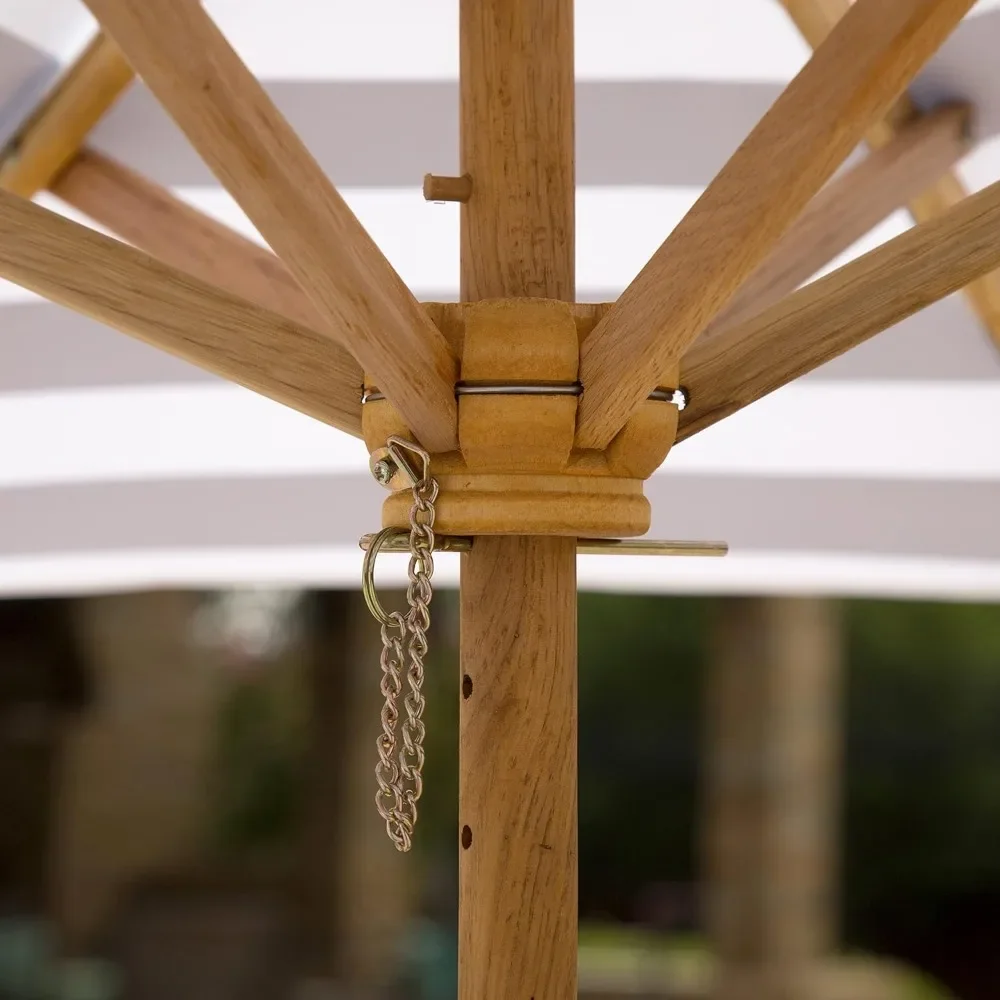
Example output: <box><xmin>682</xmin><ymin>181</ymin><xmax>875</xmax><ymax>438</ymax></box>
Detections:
<box><xmin>703</xmin><ymin>597</ymin><xmax>841</xmax><ymax>1000</ymax></box>
<box><xmin>50</xmin><ymin>592</ymin><xmax>225</xmax><ymax>952</ymax></box>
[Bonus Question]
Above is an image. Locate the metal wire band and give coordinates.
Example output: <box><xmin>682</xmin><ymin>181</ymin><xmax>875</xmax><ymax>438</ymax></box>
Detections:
<box><xmin>362</xmin><ymin>383</ymin><xmax>688</xmax><ymax>409</ymax></box>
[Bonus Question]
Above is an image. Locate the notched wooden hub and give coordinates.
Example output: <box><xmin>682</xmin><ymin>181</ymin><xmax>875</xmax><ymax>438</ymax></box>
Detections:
<box><xmin>363</xmin><ymin>299</ymin><xmax>681</xmax><ymax>538</ymax></box>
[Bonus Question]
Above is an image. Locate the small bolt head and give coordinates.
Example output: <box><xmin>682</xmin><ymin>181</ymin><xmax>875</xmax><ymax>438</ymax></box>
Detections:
<box><xmin>372</xmin><ymin>459</ymin><xmax>396</xmax><ymax>485</ymax></box>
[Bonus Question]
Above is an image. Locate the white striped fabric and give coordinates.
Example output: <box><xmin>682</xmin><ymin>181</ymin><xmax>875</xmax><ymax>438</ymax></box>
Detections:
<box><xmin>2</xmin><ymin>0</ymin><xmax>1000</xmax><ymax>598</ymax></box>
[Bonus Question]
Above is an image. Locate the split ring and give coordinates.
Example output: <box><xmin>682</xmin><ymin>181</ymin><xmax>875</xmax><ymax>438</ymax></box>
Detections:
<box><xmin>361</xmin><ymin>526</ymin><xmax>408</xmax><ymax>627</ymax></box>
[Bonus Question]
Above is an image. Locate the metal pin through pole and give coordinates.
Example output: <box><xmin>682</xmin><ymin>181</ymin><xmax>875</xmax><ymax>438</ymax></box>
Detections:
<box><xmin>359</xmin><ymin>532</ymin><xmax>727</xmax><ymax>558</ymax></box>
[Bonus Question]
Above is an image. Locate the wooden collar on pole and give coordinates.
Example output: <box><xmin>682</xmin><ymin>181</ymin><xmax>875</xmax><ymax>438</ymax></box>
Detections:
<box><xmin>362</xmin><ymin>300</ymin><xmax>681</xmax><ymax>538</ymax></box>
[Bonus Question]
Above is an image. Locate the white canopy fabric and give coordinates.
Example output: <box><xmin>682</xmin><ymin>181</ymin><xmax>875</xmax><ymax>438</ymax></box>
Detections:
<box><xmin>2</xmin><ymin>0</ymin><xmax>1000</xmax><ymax>599</ymax></box>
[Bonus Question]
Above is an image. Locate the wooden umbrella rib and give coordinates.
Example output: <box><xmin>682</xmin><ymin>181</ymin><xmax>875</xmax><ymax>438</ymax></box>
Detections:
<box><xmin>0</xmin><ymin>32</ymin><xmax>134</xmax><ymax>198</ymax></box>
<box><xmin>780</xmin><ymin>0</ymin><xmax>1000</xmax><ymax>352</ymax></box>
<box><xmin>678</xmin><ymin>175</ymin><xmax>1000</xmax><ymax>441</ymax></box>
<box><xmin>701</xmin><ymin>102</ymin><xmax>969</xmax><ymax>338</ymax></box>
<box><xmin>51</xmin><ymin>149</ymin><xmax>364</xmax><ymax>399</ymax></box>
<box><xmin>0</xmin><ymin>188</ymin><xmax>363</xmax><ymax>438</ymax></box>
<box><xmin>51</xmin><ymin>150</ymin><xmax>346</xmax><ymax>337</ymax></box>
<box><xmin>82</xmin><ymin>0</ymin><xmax>457</xmax><ymax>452</ymax></box>
<box><xmin>576</xmin><ymin>0</ymin><xmax>976</xmax><ymax>450</ymax></box>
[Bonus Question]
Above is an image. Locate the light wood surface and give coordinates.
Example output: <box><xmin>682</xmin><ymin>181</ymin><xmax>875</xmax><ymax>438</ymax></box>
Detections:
<box><xmin>576</xmin><ymin>0</ymin><xmax>975</xmax><ymax>449</ymax></box>
<box><xmin>678</xmin><ymin>175</ymin><xmax>1000</xmax><ymax>441</ymax></box>
<box><xmin>458</xmin><ymin>2</ymin><xmax>578</xmax><ymax>999</ymax></box>
<box><xmin>459</xmin><ymin>535</ymin><xmax>578</xmax><ymax>1000</ymax></box>
<box><xmin>460</xmin><ymin>0</ymin><xmax>574</xmax><ymax>301</ymax></box>
<box><xmin>0</xmin><ymin>33</ymin><xmax>133</xmax><ymax>198</ymax></box>
<box><xmin>779</xmin><ymin>0</ymin><xmax>850</xmax><ymax>46</ymax></box>
<box><xmin>779</xmin><ymin>0</ymin><xmax>1000</xmax><ymax>351</ymax></box>
<box><xmin>423</xmin><ymin>173</ymin><xmax>473</xmax><ymax>203</ymax></box>
<box><xmin>421</xmin><ymin>300</ymin><xmax>613</xmax><ymax>361</ymax></box>
<box><xmin>703</xmin><ymin>103</ymin><xmax>969</xmax><ymax>336</ymax></box>
<box><xmin>602</xmin><ymin>357</ymin><xmax>682</xmax><ymax>480</ymax></box>
<box><xmin>459</xmin><ymin>299</ymin><xmax>579</xmax><ymax>473</ymax></box>
<box><xmin>83</xmin><ymin>0</ymin><xmax>457</xmax><ymax>451</ymax></box>
<box><xmin>373</xmin><ymin>301</ymin><xmax>654</xmax><ymax>538</ymax></box>
<box><xmin>0</xmin><ymin>188</ymin><xmax>363</xmax><ymax>437</ymax></box>
<box><xmin>382</xmin><ymin>472</ymin><xmax>649</xmax><ymax>538</ymax></box>
<box><xmin>53</xmin><ymin>150</ymin><xmax>328</xmax><ymax>331</ymax></box>
<box><xmin>371</xmin><ymin>299</ymin><xmax>658</xmax><ymax>538</ymax></box>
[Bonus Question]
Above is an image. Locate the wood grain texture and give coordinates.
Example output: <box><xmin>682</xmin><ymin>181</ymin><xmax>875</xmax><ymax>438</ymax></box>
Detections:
<box><xmin>0</xmin><ymin>188</ymin><xmax>363</xmax><ymax>437</ymax></box>
<box><xmin>678</xmin><ymin>176</ymin><xmax>1000</xmax><ymax>441</ymax></box>
<box><xmin>702</xmin><ymin>103</ymin><xmax>969</xmax><ymax>337</ymax></box>
<box><xmin>458</xmin><ymin>2</ymin><xmax>578</xmax><ymax>999</ymax></box>
<box><xmin>381</xmin><ymin>469</ymin><xmax>648</xmax><ymax>538</ymax></box>
<box><xmin>83</xmin><ymin>0</ymin><xmax>457</xmax><ymax>451</ymax></box>
<box><xmin>576</xmin><ymin>0</ymin><xmax>975</xmax><ymax>449</ymax></box>
<box><xmin>779</xmin><ymin>0</ymin><xmax>849</xmax><ymax>47</ymax></box>
<box><xmin>459</xmin><ymin>536</ymin><xmax>578</xmax><ymax>1000</ymax></box>
<box><xmin>374</xmin><ymin>302</ymin><xmax>654</xmax><ymax>538</ymax></box>
<box><xmin>51</xmin><ymin>148</ymin><xmax>363</xmax><ymax>393</ymax></box>
<box><xmin>0</xmin><ymin>33</ymin><xmax>133</xmax><ymax>198</ymax></box>
<box><xmin>460</xmin><ymin>0</ymin><xmax>574</xmax><ymax>300</ymax></box>
<box><xmin>423</xmin><ymin>173</ymin><xmax>473</xmax><ymax>203</ymax></box>
<box><xmin>459</xmin><ymin>299</ymin><xmax>579</xmax><ymax>474</ymax></box>
<box><xmin>371</xmin><ymin>299</ymin><xmax>657</xmax><ymax>537</ymax></box>
<box><xmin>780</xmin><ymin>0</ymin><xmax>1000</xmax><ymax>352</ymax></box>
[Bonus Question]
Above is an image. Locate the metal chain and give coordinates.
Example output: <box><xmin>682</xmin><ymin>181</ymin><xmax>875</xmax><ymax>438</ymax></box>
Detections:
<box><xmin>374</xmin><ymin>610</ymin><xmax>406</xmax><ymax>842</ymax></box>
<box><xmin>367</xmin><ymin>440</ymin><xmax>438</xmax><ymax>852</ymax></box>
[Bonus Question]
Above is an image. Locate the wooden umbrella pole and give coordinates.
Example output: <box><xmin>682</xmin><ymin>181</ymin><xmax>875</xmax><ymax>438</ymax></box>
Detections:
<box><xmin>458</xmin><ymin>1</ymin><xmax>577</xmax><ymax>999</ymax></box>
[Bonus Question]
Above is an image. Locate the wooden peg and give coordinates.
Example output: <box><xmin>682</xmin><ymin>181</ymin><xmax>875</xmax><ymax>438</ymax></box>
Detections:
<box><xmin>422</xmin><ymin>173</ymin><xmax>473</xmax><ymax>203</ymax></box>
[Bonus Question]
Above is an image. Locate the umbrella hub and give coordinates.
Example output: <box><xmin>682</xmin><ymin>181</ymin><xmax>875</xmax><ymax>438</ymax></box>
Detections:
<box><xmin>363</xmin><ymin>298</ymin><xmax>683</xmax><ymax>539</ymax></box>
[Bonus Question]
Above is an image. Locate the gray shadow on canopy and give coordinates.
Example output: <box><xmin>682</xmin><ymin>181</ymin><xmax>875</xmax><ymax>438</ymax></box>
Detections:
<box><xmin>2</xmin><ymin>295</ymin><xmax>998</xmax><ymax>395</ymax></box>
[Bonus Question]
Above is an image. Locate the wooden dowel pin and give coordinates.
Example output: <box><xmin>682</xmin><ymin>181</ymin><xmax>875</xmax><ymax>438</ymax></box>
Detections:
<box><xmin>423</xmin><ymin>173</ymin><xmax>473</xmax><ymax>203</ymax></box>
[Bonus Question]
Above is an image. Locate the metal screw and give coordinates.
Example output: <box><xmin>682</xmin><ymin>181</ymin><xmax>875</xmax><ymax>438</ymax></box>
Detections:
<box><xmin>372</xmin><ymin>459</ymin><xmax>397</xmax><ymax>485</ymax></box>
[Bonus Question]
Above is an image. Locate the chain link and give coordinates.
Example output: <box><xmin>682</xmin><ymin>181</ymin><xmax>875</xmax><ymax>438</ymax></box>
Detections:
<box><xmin>368</xmin><ymin>442</ymin><xmax>438</xmax><ymax>852</ymax></box>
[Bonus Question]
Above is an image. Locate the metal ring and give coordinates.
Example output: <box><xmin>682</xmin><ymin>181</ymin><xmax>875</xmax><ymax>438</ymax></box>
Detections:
<box><xmin>362</xmin><ymin>526</ymin><xmax>408</xmax><ymax>627</ymax></box>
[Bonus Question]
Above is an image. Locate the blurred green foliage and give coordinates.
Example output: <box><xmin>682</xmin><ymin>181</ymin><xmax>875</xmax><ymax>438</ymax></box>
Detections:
<box><xmin>212</xmin><ymin>592</ymin><xmax>1000</xmax><ymax>975</ymax></box>
<box><xmin>421</xmin><ymin>594</ymin><xmax>1000</xmax><ymax>955</ymax></box>
<box><xmin>844</xmin><ymin>601</ymin><xmax>1000</xmax><ymax>946</ymax></box>
<box><xmin>211</xmin><ymin>679</ymin><xmax>305</xmax><ymax>852</ymax></box>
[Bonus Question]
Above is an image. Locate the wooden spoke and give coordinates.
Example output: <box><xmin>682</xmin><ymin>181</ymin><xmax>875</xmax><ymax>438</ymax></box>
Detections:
<box><xmin>51</xmin><ymin>151</ymin><xmax>339</xmax><ymax>335</ymax></box>
<box><xmin>51</xmin><ymin>149</ymin><xmax>364</xmax><ymax>399</ymax></box>
<box><xmin>0</xmin><ymin>33</ymin><xmax>133</xmax><ymax>198</ymax></box>
<box><xmin>779</xmin><ymin>0</ymin><xmax>853</xmax><ymax>48</ymax></box>
<box><xmin>780</xmin><ymin>0</ymin><xmax>1000</xmax><ymax>351</ymax></box>
<box><xmin>0</xmin><ymin>188</ymin><xmax>363</xmax><ymax>438</ymax></box>
<box><xmin>82</xmin><ymin>0</ymin><xmax>457</xmax><ymax>452</ymax></box>
<box><xmin>702</xmin><ymin>103</ymin><xmax>969</xmax><ymax>337</ymax></box>
<box><xmin>576</xmin><ymin>0</ymin><xmax>975</xmax><ymax>450</ymax></box>
<box><xmin>677</xmin><ymin>176</ymin><xmax>1000</xmax><ymax>442</ymax></box>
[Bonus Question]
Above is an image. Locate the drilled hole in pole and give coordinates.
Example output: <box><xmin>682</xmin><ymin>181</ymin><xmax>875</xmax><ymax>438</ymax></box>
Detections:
<box><xmin>461</xmin><ymin>825</ymin><xmax>473</xmax><ymax>850</ymax></box>
<box><xmin>462</xmin><ymin>674</ymin><xmax>473</xmax><ymax>699</ymax></box>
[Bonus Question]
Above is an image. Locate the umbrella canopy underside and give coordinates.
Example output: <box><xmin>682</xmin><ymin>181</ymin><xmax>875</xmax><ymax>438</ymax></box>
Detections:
<box><xmin>2</xmin><ymin>0</ymin><xmax>1000</xmax><ymax>599</ymax></box>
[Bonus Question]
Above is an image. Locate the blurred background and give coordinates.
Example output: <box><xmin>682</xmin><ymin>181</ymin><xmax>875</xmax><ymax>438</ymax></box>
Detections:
<box><xmin>1</xmin><ymin>586</ymin><xmax>997</xmax><ymax>1000</ymax></box>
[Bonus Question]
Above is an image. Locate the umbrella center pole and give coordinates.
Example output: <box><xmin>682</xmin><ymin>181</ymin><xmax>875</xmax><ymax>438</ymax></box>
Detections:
<box><xmin>361</xmin><ymin>313</ymin><xmax>682</xmax><ymax>1000</ymax></box>
<box><xmin>375</xmin><ymin>1</ymin><xmax>672</xmax><ymax>995</ymax></box>
<box><xmin>453</xmin><ymin>3</ymin><xmax>580</xmax><ymax>984</ymax></box>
